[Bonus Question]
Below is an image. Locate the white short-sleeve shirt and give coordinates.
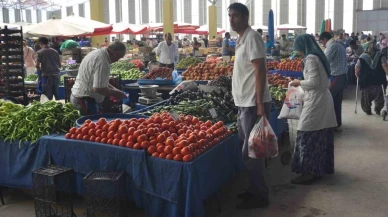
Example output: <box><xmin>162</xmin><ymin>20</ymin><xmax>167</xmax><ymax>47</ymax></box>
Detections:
<box><xmin>232</xmin><ymin>26</ymin><xmax>272</xmax><ymax>107</ymax></box>
<box><xmin>71</xmin><ymin>48</ymin><xmax>112</xmax><ymax>103</ymax></box>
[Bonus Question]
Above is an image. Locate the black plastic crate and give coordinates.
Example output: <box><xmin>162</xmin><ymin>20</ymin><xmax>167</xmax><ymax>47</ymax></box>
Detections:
<box><xmin>32</xmin><ymin>165</ymin><xmax>76</xmax><ymax>217</ymax></box>
<box><xmin>84</xmin><ymin>172</ymin><xmax>126</xmax><ymax>217</ymax></box>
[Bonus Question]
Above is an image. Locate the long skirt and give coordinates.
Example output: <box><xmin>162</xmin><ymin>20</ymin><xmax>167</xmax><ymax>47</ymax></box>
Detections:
<box><xmin>361</xmin><ymin>85</ymin><xmax>385</xmax><ymax>114</ymax></box>
<box><xmin>291</xmin><ymin>128</ymin><xmax>334</xmax><ymax>177</ymax></box>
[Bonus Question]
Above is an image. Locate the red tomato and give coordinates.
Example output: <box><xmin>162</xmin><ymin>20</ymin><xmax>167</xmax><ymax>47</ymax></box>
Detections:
<box><xmin>166</xmin><ymin>154</ymin><xmax>174</xmax><ymax>160</ymax></box>
<box><xmin>159</xmin><ymin>153</ymin><xmax>167</xmax><ymax>159</ymax></box>
<box><xmin>108</xmin><ymin>125</ymin><xmax>117</xmax><ymax>133</ymax></box>
<box><xmin>170</xmin><ymin>133</ymin><xmax>178</xmax><ymax>140</ymax></box>
<box><xmin>150</xmin><ymin>140</ymin><xmax>158</xmax><ymax>146</ymax></box>
<box><xmin>95</xmin><ymin>129</ymin><xmax>103</xmax><ymax>137</ymax></box>
<box><xmin>152</xmin><ymin>152</ymin><xmax>159</xmax><ymax>157</ymax></box>
<box><xmin>97</xmin><ymin>118</ymin><xmax>107</xmax><ymax>126</ymax></box>
<box><xmin>183</xmin><ymin>154</ymin><xmax>193</xmax><ymax>162</ymax></box>
<box><xmin>84</xmin><ymin>119</ymin><xmax>92</xmax><ymax>124</ymax></box>
<box><xmin>89</xmin><ymin>136</ymin><xmax>96</xmax><ymax>142</ymax></box>
<box><xmin>127</xmin><ymin>135</ymin><xmax>136</xmax><ymax>142</ymax></box>
<box><xmin>107</xmin><ymin>131</ymin><xmax>115</xmax><ymax>139</ymax></box>
<box><xmin>119</xmin><ymin>139</ymin><xmax>127</xmax><ymax>147</ymax></box>
<box><xmin>174</xmin><ymin>154</ymin><xmax>183</xmax><ymax>161</ymax></box>
<box><xmin>172</xmin><ymin>147</ymin><xmax>181</xmax><ymax>155</ymax></box>
<box><xmin>95</xmin><ymin>137</ymin><xmax>102</xmax><ymax>143</ymax></box>
<box><xmin>65</xmin><ymin>133</ymin><xmax>71</xmax><ymax>139</ymax></box>
<box><xmin>118</xmin><ymin>125</ymin><xmax>128</xmax><ymax>135</ymax></box>
<box><xmin>188</xmin><ymin>135</ymin><xmax>197</xmax><ymax>143</ymax></box>
<box><xmin>107</xmin><ymin>139</ymin><xmax>113</xmax><ymax>145</ymax></box>
<box><xmin>76</xmin><ymin>128</ymin><xmax>82</xmax><ymax>135</ymax></box>
<box><xmin>147</xmin><ymin>128</ymin><xmax>155</xmax><ymax>136</ymax></box>
<box><xmin>157</xmin><ymin>134</ymin><xmax>166</xmax><ymax>143</ymax></box>
<box><xmin>82</xmin><ymin>135</ymin><xmax>89</xmax><ymax>141</ymax></box>
<box><xmin>133</xmin><ymin>130</ymin><xmax>141</xmax><ymax>139</ymax></box>
<box><xmin>137</xmin><ymin>134</ymin><xmax>148</xmax><ymax>143</ymax></box>
<box><xmin>165</xmin><ymin>139</ymin><xmax>174</xmax><ymax>147</ymax></box>
<box><xmin>147</xmin><ymin>145</ymin><xmax>157</xmax><ymax>154</ymax></box>
<box><xmin>114</xmin><ymin>134</ymin><xmax>121</xmax><ymax>140</ymax></box>
<box><xmin>69</xmin><ymin>127</ymin><xmax>76</xmax><ymax>134</ymax></box>
<box><xmin>192</xmin><ymin>117</ymin><xmax>199</xmax><ymax>124</ymax></box>
<box><xmin>100</xmin><ymin>132</ymin><xmax>108</xmax><ymax>138</ymax></box>
<box><xmin>128</xmin><ymin>127</ymin><xmax>136</xmax><ymax>135</ymax></box>
<box><xmin>133</xmin><ymin>143</ymin><xmax>142</xmax><ymax>150</ymax></box>
<box><xmin>121</xmin><ymin>133</ymin><xmax>128</xmax><ymax>139</ymax></box>
<box><xmin>101</xmin><ymin>138</ymin><xmax>108</xmax><ymax>143</ymax></box>
<box><xmin>102</xmin><ymin>124</ymin><xmax>109</xmax><ymax>132</ymax></box>
<box><xmin>205</xmin><ymin>120</ymin><xmax>212</xmax><ymax>127</ymax></box>
<box><xmin>164</xmin><ymin>146</ymin><xmax>173</xmax><ymax>154</ymax></box>
<box><xmin>168</xmin><ymin>127</ymin><xmax>177</xmax><ymax>134</ymax></box>
<box><xmin>88</xmin><ymin>123</ymin><xmax>96</xmax><ymax>129</ymax></box>
<box><xmin>81</xmin><ymin>127</ymin><xmax>90</xmax><ymax>135</ymax></box>
<box><xmin>71</xmin><ymin>134</ymin><xmax>77</xmax><ymax>139</ymax></box>
<box><xmin>112</xmin><ymin>139</ymin><xmax>120</xmax><ymax>146</ymax></box>
<box><xmin>88</xmin><ymin>129</ymin><xmax>96</xmax><ymax>136</ymax></box>
<box><xmin>157</xmin><ymin>145</ymin><xmax>165</xmax><ymax>153</ymax></box>
<box><xmin>162</xmin><ymin>130</ymin><xmax>170</xmax><ymax>138</ymax></box>
<box><xmin>181</xmin><ymin>147</ymin><xmax>191</xmax><ymax>156</ymax></box>
<box><xmin>126</xmin><ymin>141</ymin><xmax>134</xmax><ymax>148</ymax></box>
<box><xmin>177</xmin><ymin>140</ymin><xmax>189</xmax><ymax>148</ymax></box>
<box><xmin>141</xmin><ymin>141</ymin><xmax>150</xmax><ymax>149</ymax></box>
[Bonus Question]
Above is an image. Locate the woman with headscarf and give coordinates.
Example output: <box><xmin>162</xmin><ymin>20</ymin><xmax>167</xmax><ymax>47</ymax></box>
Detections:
<box><xmin>355</xmin><ymin>42</ymin><xmax>388</xmax><ymax>115</ymax></box>
<box><xmin>289</xmin><ymin>34</ymin><xmax>337</xmax><ymax>185</ymax></box>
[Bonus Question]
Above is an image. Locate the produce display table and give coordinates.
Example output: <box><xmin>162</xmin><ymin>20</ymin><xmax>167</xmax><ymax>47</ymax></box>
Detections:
<box><xmin>123</xmin><ymin>83</ymin><xmax>177</xmax><ymax>91</ymax></box>
<box><xmin>269</xmin><ymin>70</ymin><xmax>303</xmax><ymax>78</ymax></box>
<box><xmin>0</xmin><ymin>134</ymin><xmax>243</xmax><ymax>217</ymax></box>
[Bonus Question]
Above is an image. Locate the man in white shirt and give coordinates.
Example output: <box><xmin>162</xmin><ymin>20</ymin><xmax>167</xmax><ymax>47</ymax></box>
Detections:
<box><xmin>229</xmin><ymin>2</ymin><xmax>272</xmax><ymax>210</ymax></box>
<box><xmin>70</xmin><ymin>42</ymin><xmax>127</xmax><ymax>115</ymax></box>
<box><xmin>156</xmin><ymin>33</ymin><xmax>178</xmax><ymax>69</ymax></box>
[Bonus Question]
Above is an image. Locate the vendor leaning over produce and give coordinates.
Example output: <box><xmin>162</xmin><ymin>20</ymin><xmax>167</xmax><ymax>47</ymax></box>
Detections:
<box><xmin>156</xmin><ymin>33</ymin><xmax>178</xmax><ymax>69</ymax></box>
<box><xmin>35</xmin><ymin>37</ymin><xmax>61</xmax><ymax>100</ymax></box>
<box><xmin>70</xmin><ymin>42</ymin><xmax>127</xmax><ymax>115</ymax></box>
<box><xmin>228</xmin><ymin>3</ymin><xmax>272</xmax><ymax>210</ymax></box>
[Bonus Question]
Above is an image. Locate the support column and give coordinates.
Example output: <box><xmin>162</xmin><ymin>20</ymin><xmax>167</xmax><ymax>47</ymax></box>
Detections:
<box><xmin>90</xmin><ymin>0</ymin><xmax>105</xmax><ymax>47</ymax></box>
<box><xmin>208</xmin><ymin>4</ymin><xmax>217</xmax><ymax>39</ymax></box>
<box><xmin>163</xmin><ymin>0</ymin><xmax>174</xmax><ymax>37</ymax></box>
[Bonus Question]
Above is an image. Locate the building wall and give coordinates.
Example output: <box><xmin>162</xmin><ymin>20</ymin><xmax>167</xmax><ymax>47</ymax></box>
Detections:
<box><xmin>315</xmin><ymin>0</ymin><xmax>325</xmax><ymax>33</ymax></box>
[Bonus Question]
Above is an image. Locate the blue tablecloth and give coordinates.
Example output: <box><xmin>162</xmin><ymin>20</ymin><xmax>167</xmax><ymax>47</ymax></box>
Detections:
<box><xmin>0</xmin><ymin>140</ymin><xmax>49</xmax><ymax>188</ymax></box>
<box><xmin>1</xmin><ymin>134</ymin><xmax>242</xmax><ymax>217</ymax></box>
<box><xmin>269</xmin><ymin>70</ymin><xmax>303</xmax><ymax>78</ymax></box>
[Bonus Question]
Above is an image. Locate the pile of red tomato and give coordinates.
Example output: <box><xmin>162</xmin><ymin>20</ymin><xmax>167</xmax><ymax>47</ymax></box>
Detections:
<box><xmin>65</xmin><ymin>112</ymin><xmax>232</xmax><ymax>162</ymax></box>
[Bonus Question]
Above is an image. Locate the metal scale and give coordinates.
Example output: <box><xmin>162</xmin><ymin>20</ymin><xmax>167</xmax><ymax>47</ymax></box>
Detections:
<box><xmin>138</xmin><ymin>85</ymin><xmax>163</xmax><ymax>105</ymax></box>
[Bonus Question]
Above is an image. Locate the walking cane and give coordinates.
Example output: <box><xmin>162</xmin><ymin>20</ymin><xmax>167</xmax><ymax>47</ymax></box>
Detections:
<box><xmin>355</xmin><ymin>77</ymin><xmax>359</xmax><ymax>114</ymax></box>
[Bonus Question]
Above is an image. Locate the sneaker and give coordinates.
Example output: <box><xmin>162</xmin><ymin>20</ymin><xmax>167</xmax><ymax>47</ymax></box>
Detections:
<box><xmin>236</xmin><ymin>196</ymin><xmax>269</xmax><ymax>210</ymax></box>
<box><xmin>334</xmin><ymin>126</ymin><xmax>342</xmax><ymax>132</ymax></box>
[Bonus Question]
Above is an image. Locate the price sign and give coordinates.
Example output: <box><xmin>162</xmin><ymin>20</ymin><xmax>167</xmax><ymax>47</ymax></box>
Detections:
<box><xmin>209</xmin><ymin>108</ymin><xmax>218</xmax><ymax>118</ymax></box>
<box><xmin>169</xmin><ymin>112</ymin><xmax>180</xmax><ymax>121</ymax></box>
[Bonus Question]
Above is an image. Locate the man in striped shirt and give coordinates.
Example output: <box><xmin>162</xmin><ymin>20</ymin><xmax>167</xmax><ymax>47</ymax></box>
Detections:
<box><xmin>320</xmin><ymin>32</ymin><xmax>348</xmax><ymax>132</ymax></box>
<box><xmin>71</xmin><ymin>42</ymin><xmax>127</xmax><ymax>115</ymax></box>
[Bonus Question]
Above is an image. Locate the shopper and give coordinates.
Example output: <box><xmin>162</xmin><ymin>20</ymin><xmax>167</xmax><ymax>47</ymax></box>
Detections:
<box><xmin>71</xmin><ymin>42</ymin><xmax>127</xmax><ymax>115</ymax></box>
<box><xmin>355</xmin><ymin>42</ymin><xmax>388</xmax><ymax>115</ymax></box>
<box><xmin>264</xmin><ymin>35</ymin><xmax>274</xmax><ymax>55</ymax></box>
<box><xmin>36</xmin><ymin>37</ymin><xmax>61</xmax><ymax>100</ymax></box>
<box><xmin>23</xmin><ymin>40</ymin><xmax>36</xmax><ymax>76</ymax></box>
<box><xmin>319</xmin><ymin>32</ymin><xmax>347</xmax><ymax>132</ymax></box>
<box><xmin>203</xmin><ymin>35</ymin><xmax>209</xmax><ymax>48</ymax></box>
<box><xmin>347</xmin><ymin>40</ymin><xmax>364</xmax><ymax>58</ymax></box>
<box><xmin>222</xmin><ymin>32</ymin><xmax>233</xmax><ymax>56</ymax></box>
<box><xmin>192</xmin><ymin>37</ymin><xmax>201</xmax><ymax>56</ymax></box>
<box><xmin>279</xmin><ymin>34</ymin><xmax>290</xmax><ymax>52</ymax></box>
<box><xmin>290</xmin><ymin>34</ymin><xmax>337</xmax><ymax>185</ymax></box>
<box><xmin>228</xmin><ymin>2</ymin><xmax>272</xmax><ymax>209</ymax></box>
<box><xmin>156</xmin><ymin>33</ymin><xmax>178</xmax><ymax>69</ymax></box>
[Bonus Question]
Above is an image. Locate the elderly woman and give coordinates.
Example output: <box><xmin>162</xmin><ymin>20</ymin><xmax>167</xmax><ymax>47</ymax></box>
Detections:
<box><xmin>289</xmin><ymin>34</ymin><xmax>337</xmax><ymax>185</ymax></box>
<box><xmin>355</xmin><ymin>42</ymin><xmax>388</xmax><ymax>115</ymax></box>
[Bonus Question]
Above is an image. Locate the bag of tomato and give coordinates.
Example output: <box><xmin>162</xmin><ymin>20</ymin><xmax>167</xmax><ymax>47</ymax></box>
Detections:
<box><xmin>248</xmin><ymin>117</ymin><xmax>278</xmax><ymax>159</ymax></box>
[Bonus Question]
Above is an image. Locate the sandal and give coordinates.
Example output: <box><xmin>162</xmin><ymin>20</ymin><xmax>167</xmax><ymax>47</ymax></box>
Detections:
<box><xmin>291</xmin><ymin>174</ymin><xmax>315</xmax><ymax>185</ymax></box>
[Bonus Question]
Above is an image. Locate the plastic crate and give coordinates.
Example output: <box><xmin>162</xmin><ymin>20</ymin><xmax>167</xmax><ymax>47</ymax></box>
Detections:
<box><xmin>84</xmin><ymin>172</ymin><xmax>126</xmax><ymax>217</ymax></box>
<box><xmin>31</xmin><ymin>165</ymin><xmax>76</xmax><ymax>217</ymax></box>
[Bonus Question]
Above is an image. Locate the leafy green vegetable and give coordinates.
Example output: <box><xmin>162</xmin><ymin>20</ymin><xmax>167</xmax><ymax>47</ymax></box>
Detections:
<box><xmin>0</xmin><ymin>101</ymin><xmax>80</xmax><ymax>145</ymax></box>
<box><xmin>24</xmin><ymin>74</ymin><xmax>38</xmax><ymax>82</ymax></box>
<box><xmin>175</xmin><ymin>57</ymin><xmax>202</xmax><ymax>69</ymax></box>
<box><xmin>110</xmin><ymin>60</ymin><xmax>136</xmax><ymax>71</ymax></box>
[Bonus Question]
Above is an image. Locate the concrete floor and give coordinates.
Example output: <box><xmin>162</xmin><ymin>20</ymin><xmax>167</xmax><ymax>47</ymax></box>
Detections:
<box><xmin>1</xmin><ymin>85</ymin><xmax>387</xmax><ymax>217</ymax></box>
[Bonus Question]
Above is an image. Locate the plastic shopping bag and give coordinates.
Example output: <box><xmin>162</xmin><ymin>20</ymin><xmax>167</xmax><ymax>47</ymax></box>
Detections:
<box><xmin>248</xmin><ymin>117</ymin><xmax>278</xmax><ymax>159</ymax></box>
<box><xmin>278</xmin><ymin>83</ymin><xmax>304</xmax><ymax>120</ymax></box>
<box><xmin>169</xmin><ymin>80</ymin><xmax>198</xmax><ymax>95</ymax></box>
